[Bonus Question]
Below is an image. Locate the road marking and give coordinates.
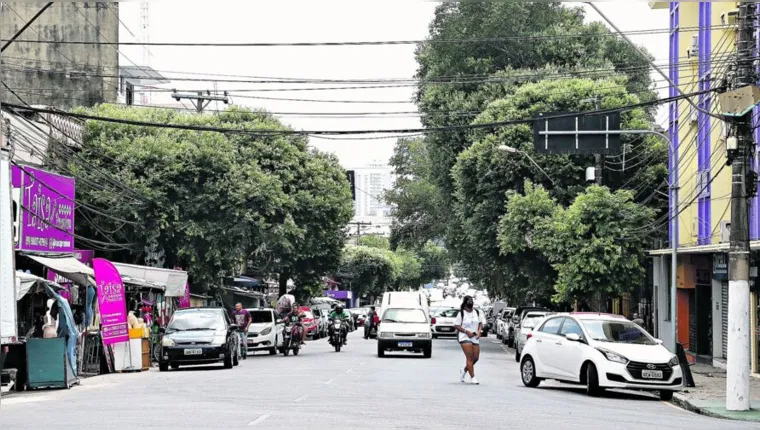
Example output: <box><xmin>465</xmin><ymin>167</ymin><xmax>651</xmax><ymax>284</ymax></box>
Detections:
<box><xmin>248</xmin><ymin>414</ymin><xmax>270</xmax><ymax>426</ymax></box>
<box><xmin>294</xmin><ymin>395</ymin><xmax>308</xmax><ymax>403</ymax></box>
<box><xmin>345</xmin><ymin>368</ymin><xmax>354</xmax><ymax>374</ymax></box>
<box><xmin>325</xmin><ymin>379</ymin><xmax>335</xmax><ymax>385</ymax></box>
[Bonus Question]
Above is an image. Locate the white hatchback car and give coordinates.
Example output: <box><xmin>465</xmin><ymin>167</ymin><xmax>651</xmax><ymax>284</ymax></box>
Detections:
<box><xmin>431</xmin><ymin>308</ymin><xmax>459</xmax><ymax>338</ymax></box>
<box><xmin>245</xmin><ymin>309</ymin><xmax>283</xmax><ymax>355</ymax></box>
<box><xmin>514</xmin><ymin>312</ymin><xmax>551</xmax><ymax>362</ymax></box>
<box><xmin>519</xmin><ymin>313</ymin><xmax>683</xmax><ymax>400</ymax></box>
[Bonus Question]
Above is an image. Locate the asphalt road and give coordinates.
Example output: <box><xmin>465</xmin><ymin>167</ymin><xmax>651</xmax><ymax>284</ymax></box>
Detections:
<box><xmin>0</xmin><ymin>331</ymin><xmax>755</xmax><ymax>429</ymax></box>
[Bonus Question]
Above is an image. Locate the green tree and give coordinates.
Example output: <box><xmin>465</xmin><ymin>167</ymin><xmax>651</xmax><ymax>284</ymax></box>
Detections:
<box><xmin>336</xmin><ymin>245</ymin><xmax>398</xmax><ymax>300</ymax></box>
<box><xmin>417</xmin><ymin>242</ymin><xmax>449</xmax><ymax>285</ymax></box>
<box><xmin>68</xmin><ymin>105</ymin><xmax>352</xmax><ymax>295</ymax></box>
<box><xmin>497</xmin><ymin>181</ymin><xmax>559</xmax><ymax>305</ymax></box>
<box><xmin>359</xmin><ymin>235</ymin><xmax>391</xmax><ymax>250</ymax></box>
<box><xmin>450</xmin><ymin>76</ymin><xmax>663</xmax><ymax>301</ymax></box>
<box><xmin>391</xmin><ymin>248</ymin><xmax>423</xmax><ymax>290</ymax></box>
<box><xmin>534</xmin><ymin>186</ymin><xmax>655</xmax><ymax>309</ymax></box>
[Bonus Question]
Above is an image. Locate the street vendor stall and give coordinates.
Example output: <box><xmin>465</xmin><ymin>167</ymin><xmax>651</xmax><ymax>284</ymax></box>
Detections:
<box><xmin>14</xmin><ymin>272</ymin><xmax>79</xmax><ymax>390</ymax></box>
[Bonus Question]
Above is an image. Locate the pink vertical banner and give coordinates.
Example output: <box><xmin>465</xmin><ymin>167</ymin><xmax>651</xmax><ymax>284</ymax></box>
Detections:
<box><xmin>93</xmin><ymin>258</ymin><xmax>128</xmax><ymax>345</ymax></box>
<box><xmin>178</xmin><ymin>283</ymin><xmax>191</xmax><ymax>309</ymax></box>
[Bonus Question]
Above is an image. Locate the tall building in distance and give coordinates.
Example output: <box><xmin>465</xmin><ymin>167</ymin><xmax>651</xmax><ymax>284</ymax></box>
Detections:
<box><xmin>349</xmin><ymin>160</ymin><xmax>395</xmax><ymax>236</ymax></box>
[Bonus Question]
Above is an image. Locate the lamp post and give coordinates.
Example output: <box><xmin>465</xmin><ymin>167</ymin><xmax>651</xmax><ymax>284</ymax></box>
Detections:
<box><xmin>497</xmin><ymin>145</ymin><xmax>556</xmax><ymax>186</ymax></box>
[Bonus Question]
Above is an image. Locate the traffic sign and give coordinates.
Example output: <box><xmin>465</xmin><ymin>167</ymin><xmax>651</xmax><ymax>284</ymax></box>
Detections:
<box><xmin>533</xmin><ymin>111</ymin><xmax>622</xmax><ymax>155</ymax></box>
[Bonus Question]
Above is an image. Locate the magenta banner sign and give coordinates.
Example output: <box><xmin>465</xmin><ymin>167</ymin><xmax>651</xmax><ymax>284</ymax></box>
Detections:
<box><xmin>11</xmin><ymin>165</ymin><xmax>75</xmax><ymax>252</ymax></box>
<box><xmin>93</xmin><ymin>258</ymin><xmax>128</xmax><ymax>345</ymax></box>
<box><xmin>178</xmin><ymin>283</ymin><xmax>191</xmax><ymax>309</ymax></box>
<box><xmin>46</xmin><ymin>250</ymin><xmax>94</xmax><ymax>302</ymax></box>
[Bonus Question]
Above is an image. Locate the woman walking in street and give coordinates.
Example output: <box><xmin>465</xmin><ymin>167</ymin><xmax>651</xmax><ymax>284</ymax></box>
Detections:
<box><xmin>454</xmin><ymin>295</ymin><xmax>485</xmax><ymax>384</ymax></box>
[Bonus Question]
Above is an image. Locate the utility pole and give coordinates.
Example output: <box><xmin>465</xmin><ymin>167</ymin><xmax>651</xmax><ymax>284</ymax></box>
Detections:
<box><xmin>171</xmin><ymin>90</ymin><xmax>230</xmax><ymax>113</ymax></box>
<box><xmin>591</xmin><ymin>97</ymin><xmax>603</xmax><ymax>185</ymax></box>
<box><xmin>348</xmin><ymin>221</ymin><xmax>371</xmax><ymax>245</ymax></box>
<box><xmin>723</xmin><ymin>1</ymin><xmax>757</xmax><ymax>412</ymax></box>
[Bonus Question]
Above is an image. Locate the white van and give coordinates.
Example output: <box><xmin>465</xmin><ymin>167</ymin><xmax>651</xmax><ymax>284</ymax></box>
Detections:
<box><xmin>380</xmin><ymin>292</ymin><xmax>429</xmax><ymax>320</ymax></box>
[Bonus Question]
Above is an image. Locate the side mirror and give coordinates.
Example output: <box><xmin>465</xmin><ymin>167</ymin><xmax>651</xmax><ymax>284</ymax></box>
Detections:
<box><xmin>565</xmin><ymin>333</ymin><xmax>581</xmax><ymax>342</ymax></box>
<box><xmin>654</xmin><ymin>339</ymin><xmax>664</xmax><ymax>345</ymax></box>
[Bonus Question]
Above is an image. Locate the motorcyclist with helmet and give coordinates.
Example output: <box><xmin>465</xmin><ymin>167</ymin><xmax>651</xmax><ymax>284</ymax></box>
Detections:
<box><xmin>328</xmin><ymin>305</ymin><xmax>350</xmax><ymax>346</ymax></box>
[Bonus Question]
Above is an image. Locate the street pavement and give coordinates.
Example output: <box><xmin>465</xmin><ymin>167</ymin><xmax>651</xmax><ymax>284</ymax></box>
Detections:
<box><xmin>1</xmin><ymin>331</ymin><xmax>757</xmax><ymax>429</ymax></box>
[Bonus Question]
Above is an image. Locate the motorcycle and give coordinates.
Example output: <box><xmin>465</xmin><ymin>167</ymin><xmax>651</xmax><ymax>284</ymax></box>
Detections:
<box><xmin>281</xmin><ymin>315</ymin><xmax>302</xmax><ymax>357</ymax></box>
<box><xmin>330</xmin><ymin>319</ymin><xmax>346</xmax><ymax>352</ymax></box>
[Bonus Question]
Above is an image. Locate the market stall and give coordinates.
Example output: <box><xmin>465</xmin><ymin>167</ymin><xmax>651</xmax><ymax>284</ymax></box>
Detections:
<box><xmin>14</xmin><ymin>272</ymin><xmax>79</xmax><ymax>390</ymax></box>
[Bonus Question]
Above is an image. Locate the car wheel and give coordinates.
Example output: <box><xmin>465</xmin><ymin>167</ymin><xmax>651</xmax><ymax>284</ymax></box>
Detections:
<box><xmin>170</xmin><ymin>363</ymin><xmax>180</xmax><ymax>370</ymax></box>
<box><xmin>423</xmin><ymin>345</ymin><xmax>432</xmax><ymax>359</ymax></box>
<box><xmin>659</xmin><ymin>390</ymin><xmax>674</xmax><ymax>401</ymax></box>
<box><xmin>585</xmin><ymin>362</ymin><xmax>603</xmax><ymax>397</ymax></box>
<box><xmin>521</xmin><ymin>357</ymin><xmax>540</xmax><ymax>388</ymax></box>
<box><xmin>269</xmin><ymin>347</ymin><xmax>277</xmax><ymax>355</ymax></box>
<box><xmin>497</xmin><ymin>333</ymin><xmax>502</xmax><ymax>340</ymax></box>
<box><xmin>224</xmin><ymin>350</ymin><xmax>234</xmax><ymax>369</ymax></box>
<box><xmin>432</xmin><ymin>334</ymin><xmax>438</xmax><ymax>339</ymax></box>
<box><xmin>159</xmin><ymin>362</ymin><xmax>169</xmax><ymax>372</ymax></box>
<box><xmin>233</xmin><ymin>352</ymin><xmax>239</xmax><ymax>366</ymax></box>
<box><xmin>377</xmin><ymin>344</ymin><xmax>385</xmax><ymax>358</ymax></box>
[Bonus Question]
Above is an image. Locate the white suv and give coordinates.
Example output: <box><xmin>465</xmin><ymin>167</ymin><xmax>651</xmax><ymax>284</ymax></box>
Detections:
<box><xmin>377</xmin><ymin>307</ymin><xmax>432</xmax><ymax>358</ymax></box>
<box><xmin>519</xmin><ymin>313</ymin><xmax>683</xmax><ymax>400</ymax></box>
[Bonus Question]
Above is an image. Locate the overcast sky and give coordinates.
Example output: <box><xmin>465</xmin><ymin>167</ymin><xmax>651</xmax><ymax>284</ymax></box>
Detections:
<box><xmin>116</xmin><ymin>1</ymin><xmax>669</xmax><ymax>168</ymax></box>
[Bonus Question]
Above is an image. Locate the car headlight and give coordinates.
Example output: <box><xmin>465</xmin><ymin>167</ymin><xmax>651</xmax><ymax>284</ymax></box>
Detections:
<box><xmin>417</xmin><ymin>332</ymin><xmax>431</xmax><ymax>339</ymax></box>
<box><xmin>668</xmin><ymin>355</ymin><xmax>679</xmax><ymax>367</ymax></box>
<box><xmin>161</xmin><ymin>337</ymin><xmax>176</xmax><ymax>347</ymax></box>
<box><xmin>597</xmin><ymin>348</ymin><xmax>629</xmax><ymax>365</ymax></box>
<box><xmin>380</xmin><ymin>332</ymin><xmax>394</xmax><ymax>339</ymax></box>
<box><xmin>260</xmin><ymin>326</ymin><xmax>272</xmax><ymax>336</ymax></box>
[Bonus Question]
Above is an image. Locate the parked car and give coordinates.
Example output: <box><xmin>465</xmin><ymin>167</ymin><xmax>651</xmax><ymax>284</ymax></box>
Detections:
<box><xmin>377</xmin><ymin>307</ymin><xmax>432</xmax><ymax>358</ymax></box>
<box><xmin>514</xmin><ymin>311</ymin><xmax>551</xmax><ymax>361</ymax></box>
<box><xmin>519</xmin><ymin>313</ymin><xmax>683</xmax><ymax>400</ymax></box>
<box><xmin>246</xmin><ymin>308</ymin><xmax>284</xmax><ymax>355</ymax></box>
<box><xmin>431</xmin><ymin>308</ymin><xmax>459</xmax><ymax>338</ymax></box>
<box><xmin>507</xmin><ymin>306</ymin><xmax>546</xmax><ymax>347</ymax></box>
<box><xmin>496</xmin><ymin>308</ymin><xmax>515</xmax><ymax>340</ymax></box>
<box><xmin>349</xmin><ymin>308</ymin><xmax>367</xmax><ymax>329</ymax></box>
<box><xmin>159</xmin><ymin>307</ymin><xmax>240</xmax><ymax>371</ymax></box>
<box><xmin>311</xmin><ymin>308</ymin><xmax>328</xmax><ymax>339</ymax></box>
<box><xmin>299</xmin><ymin>306</ymin><xmax>319</xmax><ymax>339</ymax></box>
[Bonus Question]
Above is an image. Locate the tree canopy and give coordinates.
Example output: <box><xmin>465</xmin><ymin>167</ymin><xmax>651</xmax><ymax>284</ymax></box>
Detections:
<box><xmin>67</xmin><ymin>105</ymin><xmax>353</xmax><ymax>294</ymax></box>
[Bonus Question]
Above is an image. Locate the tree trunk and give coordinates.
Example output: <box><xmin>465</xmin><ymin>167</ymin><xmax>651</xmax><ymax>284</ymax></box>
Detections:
<box><xmin>278</xmin><ymin>272</ymin><xmax>290</xmax><ymax>297</ymax></box>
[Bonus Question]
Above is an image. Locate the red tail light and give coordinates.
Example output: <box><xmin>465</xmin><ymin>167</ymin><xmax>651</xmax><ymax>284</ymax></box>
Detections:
<box><xmin>526</xmin><ymin>333</ymin><xmax>533</xmax><ymax>340</ymax></box>
<box><xmin>431</xmin><ymin>318</ymin><xmax>437</xmax><ymax>325</ymax></box>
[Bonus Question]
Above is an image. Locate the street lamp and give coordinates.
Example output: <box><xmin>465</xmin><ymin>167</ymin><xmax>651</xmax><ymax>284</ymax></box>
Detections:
<box><xmin>497</xmin><ymin>145</ymin><xmax>556</xmax><ymax>186</ymax></box>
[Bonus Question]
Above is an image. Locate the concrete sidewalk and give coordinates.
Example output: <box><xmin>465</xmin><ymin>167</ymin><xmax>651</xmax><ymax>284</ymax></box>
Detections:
<box><xmin>672</xmin><ymin>363</ymin><xmax>760</xmax><ymax>422</ymax></box>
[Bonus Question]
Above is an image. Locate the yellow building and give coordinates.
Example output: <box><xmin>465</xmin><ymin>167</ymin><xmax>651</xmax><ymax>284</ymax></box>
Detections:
<box><xmin>649</xmin><ymin>2</ymin><xmax>760</xmax><ymax>375</ymax></box>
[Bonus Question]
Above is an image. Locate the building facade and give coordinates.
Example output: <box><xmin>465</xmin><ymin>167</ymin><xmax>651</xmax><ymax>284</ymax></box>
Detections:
<box><xmin>351</xmin><ymin>161</ymin><xmax>394</xmax><ymax>218</ymax></box>
<box><xmin>650</xmin><ymin>2</ymin><xmax>760</xmax><ymax>375</ymax></box>
<box><xmin>0</xmin><ymin>2</ymin><xmax>119</xmax><ymax>110</ymax></box>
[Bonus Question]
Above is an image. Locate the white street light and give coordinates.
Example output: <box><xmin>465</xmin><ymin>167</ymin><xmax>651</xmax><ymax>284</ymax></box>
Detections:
<box><xmin>496</xmin><ymin>145</ymin><xmax>555</xmax><ymax>186</ymax></box>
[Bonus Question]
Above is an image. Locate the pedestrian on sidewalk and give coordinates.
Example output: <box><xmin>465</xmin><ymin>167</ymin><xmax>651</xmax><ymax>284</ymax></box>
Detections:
<box><xmin>233</xmin><ymin>303</ymin><xmax>252</xmax><ymax>360</ymax></box>
<box><xmin>454</xmin><ymin>295</ymin><xmax>485</xmax><ymax>385</ymax></box>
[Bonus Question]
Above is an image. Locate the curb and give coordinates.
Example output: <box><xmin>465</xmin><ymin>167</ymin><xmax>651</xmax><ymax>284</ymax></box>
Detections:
<box><xmin>671</xmin><ymin>394</ymin><xmax>759</xmax><ymax>422</ymax></box>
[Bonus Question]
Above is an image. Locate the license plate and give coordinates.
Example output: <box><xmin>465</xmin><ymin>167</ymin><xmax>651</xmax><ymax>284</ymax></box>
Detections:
<box><xmin>184</xmin><ymin>349</ymin><xmax>202</xmax><ymax>356</ymax></box>
<box><xmin>439</xmin><ymin>327</ymin><xmax>453</xmax><ymax>332</ymax></box>
<box><xmin>398</xmin><ymin>342</ymin><xmax>413</xmax><ymax>347</ymax></box>
<box><xmin>641</xmin><ymin>369</ymin><xmax>663</xmax><ymax>379</ymax></box>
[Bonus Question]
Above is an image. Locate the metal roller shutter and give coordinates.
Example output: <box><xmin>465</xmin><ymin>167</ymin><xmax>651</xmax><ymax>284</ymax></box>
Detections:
<box><xmin>721</xmin><ymin>282</ymin><xmax>729</xmax><ymax>359</ymax></box>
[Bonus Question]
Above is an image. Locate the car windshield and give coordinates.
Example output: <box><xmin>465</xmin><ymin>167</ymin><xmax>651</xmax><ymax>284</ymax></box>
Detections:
<box><xmin>250</xmin><ymin>311</ymin><xmax>273</xmax><ymax>323</ymax></box>
<box><xmin>382</xmin><ymin>309</ymin><xmax>427</xmax><ymax>323</ymax></box>
<box><xmin>167</xmin><ymin>310</ymin><xmax>225</xmax><ymax>331</ymax></box>
<box><xmin>582</xmin><ymin>319</ymin><xmax>656</xmax><ymax>345</ymax></box>
<box><xmin>438</xmin><ymin>309</ymin><xmax>459</xmax><ymax>318</ymax></box>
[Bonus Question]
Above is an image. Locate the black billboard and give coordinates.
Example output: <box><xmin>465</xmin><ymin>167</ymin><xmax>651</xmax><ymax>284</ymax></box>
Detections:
<box><xmin>533</xmin><ymin>111</ymin><xmax>622</xmax><ymax>155</ymax></box>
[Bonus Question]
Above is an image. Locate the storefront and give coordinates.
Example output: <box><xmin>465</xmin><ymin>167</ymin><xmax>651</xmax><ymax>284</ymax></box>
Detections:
<box><xmin>324</xmin><ymin>289</ymin><xmax>353</xmax><ymax>308</ymax></box>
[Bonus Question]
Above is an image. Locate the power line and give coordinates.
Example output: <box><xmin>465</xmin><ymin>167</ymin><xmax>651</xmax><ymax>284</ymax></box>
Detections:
<box><xmin>0</xmin><ymin>87</ymin><xmax>719</xmax><ymax>137</ymax></box>
<box><xmin>0</xmin><ymin>24</ymin><xmax>727</xmax><ymax>48</ymax></box>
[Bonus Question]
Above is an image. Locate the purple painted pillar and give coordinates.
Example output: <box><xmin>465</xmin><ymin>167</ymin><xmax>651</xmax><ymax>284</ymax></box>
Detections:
<box><xmin>697</xmin><ymin>2</ymin><xmax>712</xmax><ymax>245</ymax></box>
<box><xmin>669</xmin><ymin>2</ymin><xmax>680</xmax><ymax>247</ymax></box>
